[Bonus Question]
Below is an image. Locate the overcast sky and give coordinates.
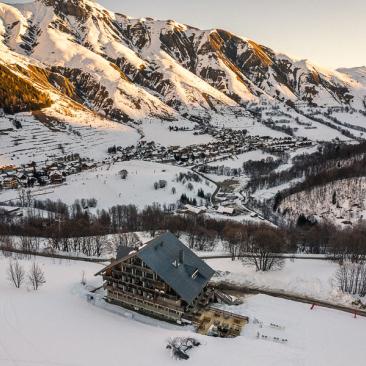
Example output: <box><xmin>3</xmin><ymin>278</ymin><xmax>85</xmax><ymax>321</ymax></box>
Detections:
<box><xmin>5</xmin><ymin>0</ymin><xmax>366</xmax><ymax>69</ymax></box>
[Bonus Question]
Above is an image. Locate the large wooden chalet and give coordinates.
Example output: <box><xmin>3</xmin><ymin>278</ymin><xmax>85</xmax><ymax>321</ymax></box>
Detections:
<box><xmin>96</xmin><ymin>232</ymin><xmax>216</xmax><ymax>323</ymax></box>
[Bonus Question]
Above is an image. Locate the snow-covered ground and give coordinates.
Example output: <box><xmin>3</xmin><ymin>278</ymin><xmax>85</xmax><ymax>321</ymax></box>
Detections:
<box><xmin>331</xmin><ymin>111</ymin><xmax>366</xmax><ymax>129</ymax></box>
<box><xmin>251</xmin><ymin>177</ymin><xmax>304</xmax><ymax>201</ymax></box>
<box><xmin>210</xmin><ymin>115</ymin><xmax>289</xmax><ymax>138</ymax></box>
<box><xmin>216</xmin><ymin>294</ymin><xmax>366</xmax><ymax>366</ymax></box>
<box><xmin>140</xmin><ymin>119</ymin><xmax>214</xmax><ymax>147</ymax></box>
<box><xmin>0</xmin><ymin>255</ymin><xmax>365</xmax><ymax>366</ymax></box>
<box><xmin>209</xmin><ymin>258</ymin><xmax>356</xmax><ymax>305</ymax></box>
<box><xmin>0</xmin><ymin>160</ymin><xmax>215</xmax><ymax>209</ymax></box>
<box><xmin>0</xmin><ymin>112</ymin><xmax>140</xmax><ymax>166</ymax></box>
<box><xmin>207</xmin><ymin>149</ymin><xmax>275</xmax><ymax>169</ymax></box>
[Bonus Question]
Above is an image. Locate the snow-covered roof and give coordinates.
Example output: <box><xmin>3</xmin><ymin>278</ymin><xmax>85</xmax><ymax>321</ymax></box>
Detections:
<box><xmin>97</xmin><ymin>232</ymin><xmax>215</xmax><ymax>304</ymax></box>
<box><xmin>217</xmin><ymin>206</ymin><xmax>235</xmax><ymax>215</ymax></box>
<box><xmin>184</xmin><ymin>204</ymin><xmax>206</xmax><ymax>214</ymax></box>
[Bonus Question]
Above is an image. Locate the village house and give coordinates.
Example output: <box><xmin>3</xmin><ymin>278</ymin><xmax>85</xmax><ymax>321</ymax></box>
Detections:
<box><xmin>216</xmin><ymin>205</ymin><xmax>235</xmax><ymax>216</ymax></box>
<box><xmin>49</xmin><ymin>170</ymin><xmax>65</xmax><ymax>184</ymax></box>
<box><xmin>2</xmin><ymin>176</ymin><xmax>18</xmax><ymax>189</ymax></box>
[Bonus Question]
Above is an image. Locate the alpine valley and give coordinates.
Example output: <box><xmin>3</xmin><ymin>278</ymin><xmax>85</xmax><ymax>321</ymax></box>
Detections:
<box><xmin>0</xmin><ymin>0</ymin><xmax>366</xmax><ymax>227</ymax></box>
<box><xmin>1</xmin><ymin>2</ymin><xmax>366</xmax><ymax>366</ymax></box>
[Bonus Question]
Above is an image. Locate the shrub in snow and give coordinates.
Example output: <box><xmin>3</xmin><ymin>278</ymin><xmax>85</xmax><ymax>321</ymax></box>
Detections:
<box><xmin>28</xmin><ymin>262</ymin><xmax>46</xmax><ymax>290</ymax></box>
<box><xmin>166</xmin><ymin>337</ymin><xmax>200</xmax><ymax>360</ymax></box>
<box><xmin>7</xmin><ymin>260</ymin><xmax>25</xmax><ymax>288</ymax></box>
<box><xmin>87</xmin><ymin>198</ymin><xmax>98</xmax><ymax>208</ymax></box>
<box><xmin>81</xmin><ymin>270</ymin><xmax>87</xmax><ymax>286</ymax></box>
<box><xmin>159</xmin><ymin>180</ymin><xmax>167</xmax><ymax>189</ymax></box>
<box><xmin>119</xmin><ymin>170</ymin><xmax>128</xmax><ymax>180</ymax></box>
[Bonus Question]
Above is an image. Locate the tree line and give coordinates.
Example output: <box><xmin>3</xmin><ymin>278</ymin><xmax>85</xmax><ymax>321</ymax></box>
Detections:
<box><xmin>1</xmin><ymin>199</ymin><xmax>365</xmax><ymax>263</ymax></box>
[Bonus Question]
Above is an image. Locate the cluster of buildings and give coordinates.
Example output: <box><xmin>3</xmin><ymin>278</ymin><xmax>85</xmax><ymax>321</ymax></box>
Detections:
<box><xmin>0</xmin><ymin>157</ymin><xmax>95</xmax><ymax>190</ymax></box>
<box><xmin>108</xmin><ymin>130</ymin><xmax>313</xmax><ymax>167</ymax></box>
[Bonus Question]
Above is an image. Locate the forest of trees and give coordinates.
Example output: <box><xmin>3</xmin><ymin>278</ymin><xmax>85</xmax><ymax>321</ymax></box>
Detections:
<box><xmin>248</xmin><ymin>141</ymin><xmax>366</xmax><ymax>195</ymax></box>
<box><xmin>273</xmin><ymin>156</ymin><xmax>366</xmax><ymax>210</ymax></box>
<box><xmin>0</xmin><ymin>64</ymin><xmax>52</xmax><ymax>113</ymax></box>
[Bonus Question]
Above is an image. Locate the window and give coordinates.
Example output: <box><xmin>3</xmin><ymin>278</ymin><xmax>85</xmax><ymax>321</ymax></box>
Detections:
<box><xmin>191</xmin><ymin>269</ymin><xmax>199</xmax><ymax>279</ymax></box>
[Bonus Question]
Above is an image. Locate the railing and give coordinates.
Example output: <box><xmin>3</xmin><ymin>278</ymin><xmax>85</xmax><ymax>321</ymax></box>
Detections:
<box><xmin>121</xmin><ymin>262</ymin><xmax>154</xmax><ymax>274</ymax></box>
<box><xmin>104</xmin><ymin>277</ymin><xmax>180</xmax><ymax>303</ymax></box>
<box><xmin>109</xmin><ymin>271</ymin><xmax>166</xmax><ymax>290</ymax></box>
<box><xmin>106</xmin><ymin>286</ymin><xmax>184</xmax><ymax>314</ymax></box>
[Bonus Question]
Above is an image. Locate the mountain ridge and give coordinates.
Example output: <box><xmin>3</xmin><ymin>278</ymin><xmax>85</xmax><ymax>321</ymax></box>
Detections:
<box><xmin>0</xmin><ymin>0</ymin><xmax>365</xmax><ymax>124</ymax></box>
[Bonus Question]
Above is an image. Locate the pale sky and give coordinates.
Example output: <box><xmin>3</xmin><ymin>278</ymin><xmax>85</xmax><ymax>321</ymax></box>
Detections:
<box><xmin>5</xmin><ymin>0</ymin><xmax>366</xmax><ymax>70</ymax></box>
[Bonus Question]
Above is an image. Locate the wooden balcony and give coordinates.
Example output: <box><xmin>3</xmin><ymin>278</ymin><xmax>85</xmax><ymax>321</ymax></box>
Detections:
<box><xmin>111</xmin><ymin>269</ymin><xmax>160</xmax><ymax>285</ymax></box>
<box><xmin>104</xmin><ymin>278</ymin><xmax>181</xmax><ymax>304</ymax></box>
<box><xmin>106</xmin><ymin>287</ymin><xmax>184</xmax><ymax>320</ymax></box>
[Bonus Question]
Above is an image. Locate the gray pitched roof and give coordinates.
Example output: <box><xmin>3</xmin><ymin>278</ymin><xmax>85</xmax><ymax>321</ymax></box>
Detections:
<box><xmin>116</xmin><ymin>246</ymin><xmax>135</xmax><ymax>260</ymax></box>
<box><xmin>137</xmin><ymin>232</ymin><xmax>215</xmax><ymax>305</ymax></box>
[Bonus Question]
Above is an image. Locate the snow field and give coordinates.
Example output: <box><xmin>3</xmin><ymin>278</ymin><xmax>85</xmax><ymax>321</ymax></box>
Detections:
<box><xmin>207</xmin><ymin>149</ymin><xmax>275</xmax><ymax>170</ymax></box>
<box><xmin>0</xmin><ymin>160</ymin><xmax>216</xmax><ymax>210</ymax></box>
<box><xmin>208</xmin><ymin>258</ymin><xmax>356</xmax><ymax>305</ymax></box>
<box><xmin>140</xmin><ymin>119</ymin><xmax>214</xmax><ymax>147</ymax></box>
<box><xmin>0</xmin><ymin>255</ymin><xmax>365</xmax><ymax>366</ymax></box>
<box><xmin>0</xmin><ymin>112</ymin><xmax>140</xmax><ymax>166</ymax></box>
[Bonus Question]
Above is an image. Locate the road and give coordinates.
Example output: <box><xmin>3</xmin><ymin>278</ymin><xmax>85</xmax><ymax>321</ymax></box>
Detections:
<box><xmin>211</xmin><ymin>281</ymin><xmax>366</xmax><ymax>318</ymax></box>
<box><xmin>200</xmin><ymin>253</ymin><xmax>330</xmax><ymax>260</ymax></box>
<box><xmin>191</xmin><ymin>159</ymin><xmax>277</xmax><ymax>226</ymax></box>
<box><xmin>0</xmin><ymin>246</ymin><xmax>109</xmax><ymax>264</ymax></box>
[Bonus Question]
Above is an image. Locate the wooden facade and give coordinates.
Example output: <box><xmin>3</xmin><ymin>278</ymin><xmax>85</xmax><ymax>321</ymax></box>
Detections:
<box><xmin>96</xmin><ymin>233</ymin><xmax>215</xmax><ymax>323</ymax></box>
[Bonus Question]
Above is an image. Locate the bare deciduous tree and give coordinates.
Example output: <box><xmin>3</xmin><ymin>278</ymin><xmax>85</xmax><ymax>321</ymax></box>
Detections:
<box><xmin>242</xmin><ymin>226</ymin><xmax>285</xmax><ymax>272</ymax></box>
<box><xmin>7</xmin><ymin>260</ymin><xmax>25</xmax><ymax>288</ymax></box>
<box><xmin>336</xmin><ymin>262</ymin><xmax>366</xmax><ymax>297</ymax></box>
<box><xmin>28</xmin><ymin>262</ymin><xmax>46</xmax><ymax>290</ymax></box>
<box><xmin>0</xmin><ymin>236</ymin><xmax>14</xmax><ymax>256</ymax></box>
<box><xmin>17</xmin><ymin>188</ymin><xmax>27</xmax><ymax>207</ymax></box>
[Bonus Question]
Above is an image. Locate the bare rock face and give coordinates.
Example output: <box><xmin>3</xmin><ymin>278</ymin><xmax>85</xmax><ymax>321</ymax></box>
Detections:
<box><xmin>40</xmin><ymin>0</ymin><xmax>93</xmax><ymax>20</ymax></box>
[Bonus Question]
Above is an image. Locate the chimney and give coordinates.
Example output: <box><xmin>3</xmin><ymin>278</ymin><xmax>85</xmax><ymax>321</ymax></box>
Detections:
<box><xmin>178</xmin><ymin>249</ymin><xmax>184</xmax><ymax>264</ymax></box>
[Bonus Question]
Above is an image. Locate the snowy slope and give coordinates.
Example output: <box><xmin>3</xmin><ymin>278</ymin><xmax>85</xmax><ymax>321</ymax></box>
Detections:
<box><xmin>0</xmin><ymin>111</ymin><xmax>139</xmax><ymax>166</ymax></box>
<box><xmin>337</xmin><ymin>66</ymin><xmax>366</xmax><ymax>87</ymax></box>
<box><xmin>277</xmin><ymin>176</ymin><xmax>366</xmax><ymax>226</ymax></box>
<box><xmin>0</xmin><ymin>0</ymin><xmax>365</xmax><ymax>126</ymax></box>
<box><xmin>0</xmin><ymin>255</ymin><xmax>365</xmax><ymax>366</ymax></box>
<box><xmin>0</xmin><ymin>160</ymin><xmax>216</xmax><ymax>209</ymax></box>
<box><xmin>210</xmin><ymin>258</ymin><xmax>354</xmax><ymax>305</ymax></box>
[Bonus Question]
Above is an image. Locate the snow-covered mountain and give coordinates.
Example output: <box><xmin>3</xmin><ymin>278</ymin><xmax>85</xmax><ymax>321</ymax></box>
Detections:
<box><xmin>337</xmin><ymin>67</ymin><xmax>366</xmax><ymax>87</ymax></box>
<box><xmin>0</xmin><ymin>0</ymin><xmax>365</xmax><ymax>123</ymax></box>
